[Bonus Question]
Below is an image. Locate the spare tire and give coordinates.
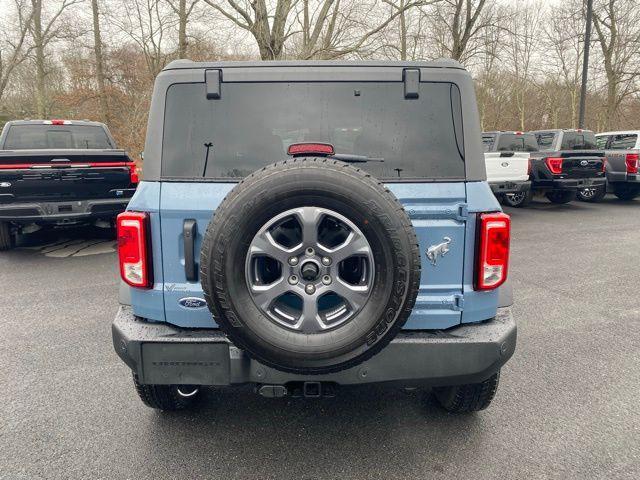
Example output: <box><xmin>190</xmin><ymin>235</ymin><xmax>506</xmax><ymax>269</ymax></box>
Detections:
<box><xmin>200</xmin><ymin>158</ymin><xmax>421</xmax><ymax>374</ymax></box>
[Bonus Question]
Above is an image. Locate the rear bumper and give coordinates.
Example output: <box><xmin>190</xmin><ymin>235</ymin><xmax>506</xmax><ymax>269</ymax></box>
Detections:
<box><xmin>0</xmin><ymin>197</ymin><xmax>131</xmax><ymax>223</ymax></box>
<box><xmin>112</xmin><ymin>306</ymin><xmax>517</xmax><ymax>387</ymax></box>
<box><xmin>534</xmin><ymin>177</ymin><xmax>606</xmax><ymax>191</ymax></box>
<box><xmin>607</xmin><ymin>172</ymin><xmax>639</xmax><ymax>184</ymax></box>
<box><xmin>490</xmin><ymin>180</ymin><xmax>531</xmax><ymax>194</ymax></box>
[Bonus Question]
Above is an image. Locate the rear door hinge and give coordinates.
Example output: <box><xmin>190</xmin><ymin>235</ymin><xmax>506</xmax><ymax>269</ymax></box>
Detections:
<box><xmin>456</xmin><ymin>203</ymin><xmax>469</xmax><ymax>221</ymax></box>
<box><xmin>453</xmin><ymin>294</ymin><xmax>464</xmax><ymax>311</ymax></box>
<box><xmin>403</xmin><ymin>68</ymin><xmax>420</xmax><ymax>99</ymax></box>
<box><xmin>205</xmin><ymin>69</ymin><xmax>222</xmax><ymax>99</ymax></box>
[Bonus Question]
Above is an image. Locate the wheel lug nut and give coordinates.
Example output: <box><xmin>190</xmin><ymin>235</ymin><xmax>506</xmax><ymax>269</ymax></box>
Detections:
<box><xmin>322</xmin><ymin>275</ymin><xmax>332</xmax><ymax>285</ymax></box>
<box><xmin>288</xmin><ymin>256</ymin><xmax>299</xmax><ymax>266</ymax></box>
<box><xmin>288</xmin><ymin>275</ymin><xmax>298</xmax><ymax>285</ymax></box>
<box><xmin>321</xmin><ymin>256</ymin><xmax>331</xmax><ymax>266</ymax></box>
<box><xmin>305</xmin><ymin>284</ymin><xmax>316</xmax><ymax>295</ymax></box>
<box><xmin>306</xmin><ymin>247</ymin><xmax>315</xmax><ymax>256</ymax></box>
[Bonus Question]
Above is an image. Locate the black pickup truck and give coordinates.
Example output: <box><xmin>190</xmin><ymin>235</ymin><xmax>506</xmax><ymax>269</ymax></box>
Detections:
<box><xmin>0</xmin><ymin>120</ymin><xmax>138</xmax><ymax>250</ymax></box>
<box><xmin>503</xmin><ymin>129</ymin><xmax>606</xmax><ymax>207</ymax></box>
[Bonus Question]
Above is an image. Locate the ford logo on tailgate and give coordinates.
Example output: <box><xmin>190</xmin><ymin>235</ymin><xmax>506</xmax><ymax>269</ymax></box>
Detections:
<box><xmin>178</xmin><ymin>297</ymin><xmax>207</xmax><ymax>309</ymax></box>
<box><xmin>580</xmin><ymin>160</ymin><xmax>588</xmax><ymax>166</ymax></box>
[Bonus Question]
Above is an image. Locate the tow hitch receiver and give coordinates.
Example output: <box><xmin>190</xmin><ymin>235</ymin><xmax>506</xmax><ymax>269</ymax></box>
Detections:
<box><xmin>257</xmin><ymin>382</ymin><xmax>338</xmax><ymax>398</ymax></box>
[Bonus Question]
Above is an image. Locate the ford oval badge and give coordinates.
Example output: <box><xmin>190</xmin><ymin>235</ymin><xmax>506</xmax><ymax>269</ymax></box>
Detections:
<box><xmin>178</xmin><ymin>297</ymin><xmax>207</xmax><ymax>309</ymax></box>
<box><xmin>580</xmin><ymin>160</ymin><xmax>588</xmax><ymax>166</ymax></box>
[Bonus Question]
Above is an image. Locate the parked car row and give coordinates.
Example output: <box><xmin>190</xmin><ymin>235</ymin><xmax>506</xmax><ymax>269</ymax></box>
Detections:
<box><xmin>484</xmin><ymin>129</ymin><xmax>639</xmax><ymax>206</ymax></box>
<box><xmin>0</xmin><ymin>119</ymin><xmax>138</xmax><ymax>250</ymax></box>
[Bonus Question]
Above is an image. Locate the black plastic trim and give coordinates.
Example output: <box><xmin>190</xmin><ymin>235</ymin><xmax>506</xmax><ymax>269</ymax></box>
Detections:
<box><xmin>205</xmin><ymin>69</ymin><xmax>221</xmax><ymax>99</ymax></box>
<box><xmin>183</xmin><ymin>219</ymin><xmax>197</xmax><ymax>281</ymax></box>
<box><xmin>112</xmin><ymin>305</ymin><xmax>516</xmax><ymax>387</ymax></box>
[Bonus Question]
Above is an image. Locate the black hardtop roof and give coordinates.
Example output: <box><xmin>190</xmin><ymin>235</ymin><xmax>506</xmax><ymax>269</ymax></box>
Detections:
<box><xmin>163</xmin><ymin>58</ymin><xmax>465</xmax><ymax>71</ymax></box>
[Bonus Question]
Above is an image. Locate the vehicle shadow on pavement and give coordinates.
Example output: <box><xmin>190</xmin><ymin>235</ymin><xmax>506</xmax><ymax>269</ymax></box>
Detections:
<box><xmin>141</xmin><ymin>385</ymin><xmax>485</xmax><ymax>475</ymax></box>
<box><xmin>11</xmin><ymin>226</ymin><xmax>116</xmax><ymax>258</ymax></box>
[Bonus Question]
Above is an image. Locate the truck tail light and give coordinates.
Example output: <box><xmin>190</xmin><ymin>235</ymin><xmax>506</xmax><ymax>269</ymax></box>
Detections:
<box><xmin>475</xmin><ymin>212</ymin><xmax>511</xmax><ymax>291</ymax></box>
<box><xmin>129</xmin><ymin>163</ymin><xmax>140</xmax><ymax>184</ymax></box>
<box><xmin>625</xmin><ymin>153</ymin><xmax>639</xmax><ymax>174</ymax></box>
<box><xmin>117</xmin><ymin>211</ymin><xmax>152</xmax><ymax>288</ymax></box>
<box><xmin>545</xmin><ymin>157</ymin><xmax>563</xmax><ymax>174</ymax></box>
<box><xmin>527</xmin><ymin>158</ymin><xmax>532</xmax><ymax>175</ymax></box>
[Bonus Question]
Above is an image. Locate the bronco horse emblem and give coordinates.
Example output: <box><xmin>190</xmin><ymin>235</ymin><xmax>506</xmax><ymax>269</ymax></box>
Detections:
<box><xmin>426</xmin><ymin>237</ymin><xmax>452</xmax><ymax>266</ymax></box>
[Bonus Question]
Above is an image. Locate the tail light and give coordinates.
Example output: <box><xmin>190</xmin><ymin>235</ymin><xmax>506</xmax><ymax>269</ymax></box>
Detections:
<box><xmin>475</xmin><ymin>212</ymin><xmax>511</xmax><ymax>291</ymax></box>
<box><xmin>287</xmin><ymin>143</ymin><xmax>335</xmax><ymax>156</ymax></box>
<box><xmin>129</xmin><ymin>163</ymin><xmax>140</xmax><ymax>184</ymax></box>
<box><xmin>45</xmin><ymin>119</ymin><xmax>71</xmax><ymax>125</ymax></box>
<box><xmin>527</xmin><ymin>158</ymin><xmax>532</xmax><ymax>176</ymax></box>
<box><xmin>545</xmin><ymin>157</ymin><xmax>563</xmax><ymax>174</ymax></box>
<box><xmin>625</xmin><ymin>153</ymin><xmax>639</xmax><ymax>174</ymax></box>
<box><xmin>117</xmin><ymin>211</ymin><xmax>152</xmax><ymax>288</ymax></box>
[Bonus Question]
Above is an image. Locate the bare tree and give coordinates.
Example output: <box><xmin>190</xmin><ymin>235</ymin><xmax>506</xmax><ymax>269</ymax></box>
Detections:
<box><xmin>203</xmin><ymin>0</ymin><xmax>435</xmax><ymax>60</ymax></box>
<box><xmin>0</xmin><ymin>0</ymin><xmax>33</xmax><ymax>103</ymax></box>
<box><xmin>111</xmin><ymin>0</ymin><xmax>176</xmax><ymax>77</ymax></box>
<box><xmin>506</xmin><ymin>1</ymin><xmax>542</xmax><ymax>131</ymax></box>
<box><xmin>474</xmin><ymin>20</ymin><xmax>507</xmax><ymax>129</ymax></box>
<box><xmin>542</xmin><ymin>0</ymin><xmax>585</xmax><ymax>128</ymax></box>
<box><xmin>202</xmin><ymin>0</ymin><xmax>293</xmax><ymax>60</ymax></box>
<box><xmin>167</xmin><ymin>0</ymin><xmax>200</xmax><ymax>58</ymax></box>
<box><xmin>91</xmin><ymin>0</ymin><xmax>108</xmax><ymax>122</ymax></box>
<box><xmin>425</xmin><ymin>0</ymin><xmax>506</xmax><ymax>65</ymax></box>
<box><xmin>592</xmin><ymin>0</ymin><xmax>640</xmax><ymax>128</ymax></box>
<box><xmin>29</xmin><ymin>0</ymin><xmax>81</xmax><ymax>117</ymax></box>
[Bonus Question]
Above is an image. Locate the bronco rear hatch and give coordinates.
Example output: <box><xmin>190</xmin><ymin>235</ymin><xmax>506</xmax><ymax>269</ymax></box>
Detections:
<box><xmin>124</xmin><ymin>62</ymin><xmax>500</xmax><ymax>332</ymax></box>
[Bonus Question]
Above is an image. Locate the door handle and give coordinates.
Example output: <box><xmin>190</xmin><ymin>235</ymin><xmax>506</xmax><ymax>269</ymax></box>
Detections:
<box><xmin>183</xmin><ymin>219</ymin><xmax>197</xmax><ymax>282</ymax></box>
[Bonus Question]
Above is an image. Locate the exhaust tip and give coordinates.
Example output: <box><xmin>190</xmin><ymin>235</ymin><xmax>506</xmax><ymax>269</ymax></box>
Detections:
<box><xmin>176</xmin><ymin>386</ymin><xmax>199</xmax><ymax>398</ymax></box>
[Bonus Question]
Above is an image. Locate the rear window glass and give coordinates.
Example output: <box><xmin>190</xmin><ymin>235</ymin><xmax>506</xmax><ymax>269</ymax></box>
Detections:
<box><xmin>162</xmin><ymin>81</ymin><xmax>466</xmax><ymax>180</ymax></box>
<box><xmin>3</xmin><ymin>125</ymin><xmax>113</xmax><ymax>149</ymax></box>
<box><xmin>535</xmin><ymin>132</ymin><xmax>557</xmax><ymax>151</ymax></box>
<box><xmin>595</xmin><ymin>135</ymin><xmax>609</xmax><ymax>149</ymax></box>
<box><xmin>560</xmin><ymin>131</ymin><xmax>597</xmax><ymax>150</ymax></box>
<box><xmin>609</xmin><ymin>134</ymin><xmax>637</xmax><ymax>150</ymax></box>
<box><xmin>496</xmin><ymin>133</ymin><xmax>538</xmax><ymax>152</ymax></box>
<box><xmin>482</xmin><ymin>134</ymin><xmax>495</xmax><ymax>152</ymax></box>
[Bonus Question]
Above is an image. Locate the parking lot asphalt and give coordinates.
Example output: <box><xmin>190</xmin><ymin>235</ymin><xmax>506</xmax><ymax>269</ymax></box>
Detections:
<box><xmin>1</xmin><ymin>196</ymin><xmax>639</xmax><ymax>480</ymax></box>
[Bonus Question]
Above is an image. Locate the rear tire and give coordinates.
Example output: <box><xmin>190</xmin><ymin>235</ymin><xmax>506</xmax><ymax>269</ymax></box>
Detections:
<box><xmin>576</xmin><ymin>185</ymin><xmax>606</xmax><ymax>203</ymax></box>
<box><xmin>613</xmin><ymin>184</ymin><xmax>640</xmax><ymax>201</ymax></box>
<box><xmin>0</xmin><ymin>222</ymin><xmax>14</xmax><ymax>251</ymax></box>
<box><xmin>502</xmin><ymin>189</ymin><xmax>532</xmax><ymax>208</ymax></box>
<box><xmin>132</xmin><ymin>373</ymin><xmax>199</xmax><ymax>411</ymax></box>
<box><xmin>545</xmin><ymin>190</ymin><xmax>575</xmax><ymax>204</ymax></box>
<box><xmin>434</xmin><ymin>371</ymin><xmax>500</xmax><ymax>413</ymax></box>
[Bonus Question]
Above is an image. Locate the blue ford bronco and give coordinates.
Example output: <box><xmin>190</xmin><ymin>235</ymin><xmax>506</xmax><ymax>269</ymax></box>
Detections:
<box><xmin>113</xmin><ymin>60</ymin><xmax>516</xmax><ymax>413</ymax></box>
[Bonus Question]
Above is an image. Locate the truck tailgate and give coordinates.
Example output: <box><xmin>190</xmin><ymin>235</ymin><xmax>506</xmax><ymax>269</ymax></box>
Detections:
<box><xmin>559</xmin><ymin>151</ymin><xmax>604</xmax><ymax>178</ymax></box>
<box><xmin>0</xmin><ymin>149</ymin><xmax>136</xmax><ymax>203</ymax></box>
<box><xmin>484</xmin><ymin>152</ymin><xmax>529</xmax><ymax>183</ymax></box>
